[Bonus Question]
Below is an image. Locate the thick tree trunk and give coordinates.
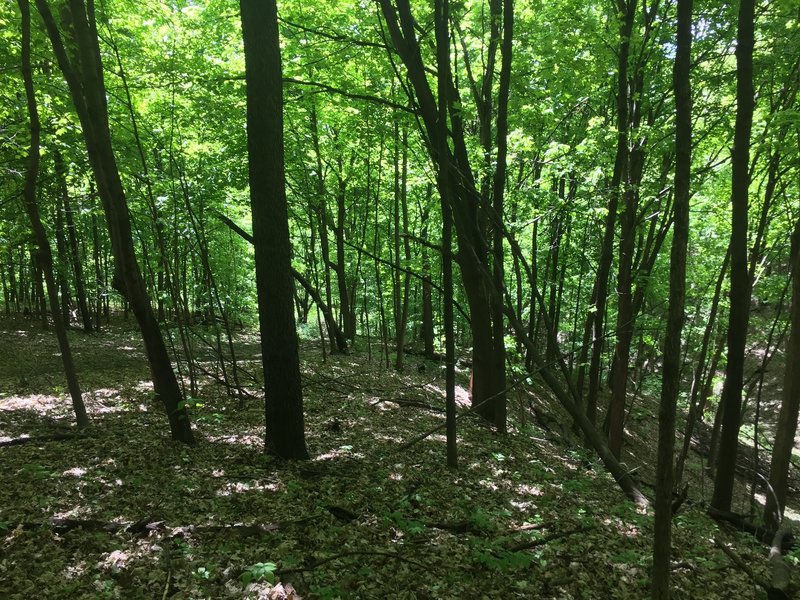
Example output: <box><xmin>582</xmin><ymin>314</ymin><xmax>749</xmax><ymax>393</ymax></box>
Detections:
<box><xmin>711</xmin><ymin>0</ymin><xmax>755</xmax><ymax>512</ymax></box>
<box><xmin>240</xmin><ymin>0</ymin><xmax>309</xmax><ymax>459</ymax></box>
<box><xmin>436</xmin><ymin>0</ymin><xmax>457</xmax><ymax>468</ymax></box>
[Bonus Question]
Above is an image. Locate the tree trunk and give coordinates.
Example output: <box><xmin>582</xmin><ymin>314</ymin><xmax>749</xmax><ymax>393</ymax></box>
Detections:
<box><xmin>18</xmin><ymin>0</ymin><xmax>89</xmax><ymax>429</ymax></box>
<box><xmin>675</xmin><ymin>250</ymin><xmax>729</xmax><ymax>486</ymax></box>
<box><xmin>378</xmin><ymin>0</ymin><xmax>506</xmax><ymax>429</ymax></box>
<box><xmin>651</xmin><ymin>0</ymin><xmax>692</xmax><ymax>594</ymax></box>
<box><xmin>711</xmin><ymin>0</ymin><xmax>755</xmax><ymax>512</ymax></box>
<box><xmin>764</xmin><ymin>220</ymin><xmax>800</xmax><ymax>529</ymax></box>
<box><xmin>36</xmin><ymin>0</ymin><xmax>193</xmax><ymax>443</ymax></box>
<box><xmin>240</xmin><ymin>0</ymin><xmax>309</xmax><ymax>459</ymax></box>
<box><xmin>436</xmin><ymin>0</ymin><xmax>457</xmax><ymax>468</ymax></box>
<box><xmin>54</xmin><ymin>150</ymin><xmax>93</xmax><ymax>332</ymax></box>
<box><xmin>582</xmin><ymin>0</ymin><xmax>634</xmax><ymax>427</ymax></box>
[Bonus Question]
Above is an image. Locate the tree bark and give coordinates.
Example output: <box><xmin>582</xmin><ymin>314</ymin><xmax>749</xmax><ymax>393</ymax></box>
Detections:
<box><xmin>18</xmin><ymin>0</ymin><xmax>89</xmax><ymax>429</ymax></box>
<box><xmin>240</xmin><ymin>0</ymin><xmax>309</xmax><ymax>459</ymax></box>
<box><xmin>651</xmin><ymin>0</ymin><xmax>692</xmax><ymax>594</ymax></box>
<box><xmin>378</xmin><ymin>0</ymin><xmax>507</xmax><ymax>430</ymax></box>
<box><xmin>436</xmin><ymin>0</ymin><xmax>457</xmax><ymax>469</ymax></box>
<box><xmin>711</xmin><ymin>0</ymin><xmax>755</xmax><ymax>512</ymax></box>
<box><xmin>35</xmin><ymin>0</ymin><xmax>193</xmax><ymax>443</ymax></box>
<box><xmin>763</xmin><ymin>220</ymin><xmax>800</xmax><ymax>529</ymax></box>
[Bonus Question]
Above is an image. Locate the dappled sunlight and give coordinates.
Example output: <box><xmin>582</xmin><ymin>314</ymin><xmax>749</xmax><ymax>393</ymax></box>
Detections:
<box><xmin>0</xmin><ymin>393</ymin><xmax>64</xmax><ymax>413</ymax></box>
<box><xmin>422</xmin><ymin>381</ymin><xmax>471</xmax><ymax>408</ymax></box>
<box><xmin>314</xmin><ymin>445</ymin><xmax>365</xmax><ymax>461</ymax></box>
<box><xmin>603</xmin><ymin>517</ymin><xmax>642</xmax><ymax>538</ymax></box>
<box><xmin>215</xmin><ymin>479</ymin><xmax>284</xmax><ymax>496</ymax></box>
<box><xmin>134</xmin><ymin>379</ymin><xmax>154</xmax><ymax>393</ymax></box>
<box><xmin>206</xmin><ymin>432</ymin><xmax>262</xmax><ymax>447</ymax></box>
<box><xmin>61</xmin><ymin>467</ymin><xmax>87</xmax><ymax>477</ymax></box>
<box><xmin>0</xmin><ymin>320</ymin><xmax>793</xmax><ymax>599</ymax></box>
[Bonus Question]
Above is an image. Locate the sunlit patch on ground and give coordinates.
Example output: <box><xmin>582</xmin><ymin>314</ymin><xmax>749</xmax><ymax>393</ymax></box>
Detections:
<box><xmin>0</xmin><ymin>394</ymin><xmax>64</xmax><ymax>412</ymax></box>
<box><xmin>61</xmin><ymin>467</ymin><xmax>87</xmax><ymax>477</ymax></box>
<box><xmin>0</xmin><ymin>318</ymin><xmax>793</xmax><ymax>599</ymax></box>
<box><xmin>216</xmin><ymin>479</ymin><xmax>283</xmax><ymax>496</ymax></box>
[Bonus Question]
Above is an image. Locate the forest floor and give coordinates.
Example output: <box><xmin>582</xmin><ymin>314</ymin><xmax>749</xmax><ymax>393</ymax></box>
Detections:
<box><xmin>0</xmin><ymin>316</ymin><xmax>796</xmax><ymax>599</ymax></box>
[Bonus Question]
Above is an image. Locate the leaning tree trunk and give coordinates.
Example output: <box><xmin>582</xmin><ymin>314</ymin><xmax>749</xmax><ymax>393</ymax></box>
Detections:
<box><xmin>378</xmin><ymin>0</ymin><xmax>507</xmax><ymax>430</ymax></box>
<box><xmin>35</xmin><ymin>0</ymin><xmax>193</xmax><ymax>443</ymax></box>
<box><xmin>18</xmin><ymin>0</ymin><xmax>89</xmax><ymax>429</ymax></box>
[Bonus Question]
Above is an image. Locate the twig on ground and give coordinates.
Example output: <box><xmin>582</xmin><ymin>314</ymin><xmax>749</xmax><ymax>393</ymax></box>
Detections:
<box><xmin>508</xmin><ymin>524</ymin><xmax>594</xmax><ymax>552</ymax></box>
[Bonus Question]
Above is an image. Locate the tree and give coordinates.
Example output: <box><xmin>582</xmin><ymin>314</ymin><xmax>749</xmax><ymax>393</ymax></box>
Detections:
<box><xmin>240</xmin><ymin>0</ymin><xmax>309</xmax><ymax>459</ymax></box>
<box><xmin>711</xmin><ymin>0</ymin><xmax>755</xmax><ymax>512</ymax></box>
<box><xmin>17</xmin><ymin>0</ymin><xmax>88</xmax><ymax>429</ymax></box>
<box><xmin>34</xmin><ymin>0</ymin><xmax>193</xmax><ymax>443</ymax></box>
<box><xmin>377</xmin><ymin>0</ymin><xmax>511</xmax><ymax>430</ymax></box>
<box><xmin>763</xmin><ymin>219</ymin><xmax>800</xmax><ymax>529</ymax></box>
<box><xmin>651</xmin><ymin>0</ymin><xmax>693</xmax><ymax>595</ymax></box>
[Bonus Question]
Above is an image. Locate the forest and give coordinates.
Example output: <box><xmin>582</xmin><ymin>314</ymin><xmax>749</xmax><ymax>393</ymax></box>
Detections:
<box><xmin>0</xmin><ymin>0</ymin><xmax>798</xmax><ymax>598</ymax></box>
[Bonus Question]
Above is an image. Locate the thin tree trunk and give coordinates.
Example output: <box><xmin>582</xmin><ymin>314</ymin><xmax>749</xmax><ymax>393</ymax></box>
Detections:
<box><xmin>711</xmin><ymin>0</ymin><xmax>755</xmax><ymax>512</ymax></box>
<box><xmin>394</xmin><ymin>126</ymin><xmax>412</xmax><ymax>371</ymax></box>
<box><xmin>675</xmin><ymin>250</ymin><xmax>729</xmax><ymax>486</ymax></box>
<box><xmin>583</xmin><ymin>0</ymin><xmax>634</xmax><ymax>427</ymax></box>
<box><xmin>54</xmin><ymin>150</ymin><xmax>92</xmax><ymax>331</ymax></box>
<box><xmin>18</xmin><ymin>0</ymin><xmax>89</xmax><ymax>428</ymax></box>
<box><xmin>652</xmin><ymin>0</ymin><xmax>692</xmax><ymax>593</ymax></box>
<box><xmin>36</xmin><ymin>0</ymin><xmax>193</xmax><ymax>443</ymax></box>
<box><xmin>764</xmin><ymin>219</ymin><xmax>800</xmax><ymax>529</ymax></box>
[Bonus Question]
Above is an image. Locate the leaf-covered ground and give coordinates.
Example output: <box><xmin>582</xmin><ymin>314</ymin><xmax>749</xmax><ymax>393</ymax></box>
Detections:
<box><xmin>0</xmin><ymin>317</ymin><xmax>793</xmax><ymax>599</ymax></box>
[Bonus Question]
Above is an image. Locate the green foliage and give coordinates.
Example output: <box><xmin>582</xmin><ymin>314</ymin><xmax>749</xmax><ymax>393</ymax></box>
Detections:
<box><xmin>241</xmin><ymin>561</ymin><xmax>278</xmax><ymax>587</ymax></box>
<box><xmin>387</xmin><ymin>509</ymin><xmax>426</xmax><ymax>535</ymax></box>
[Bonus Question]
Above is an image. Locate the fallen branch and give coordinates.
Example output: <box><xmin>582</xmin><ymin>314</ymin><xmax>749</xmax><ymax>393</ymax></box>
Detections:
<box><xmin>278</xmin><ymin>550</ymin><xmax>429</xmax><ymax>576</ymax></box>
<box><xmin>713</xmin><ymin>535</ymin><xmax>770</xmax><ymax>591</ymax></box>
<box><xmin>507</xmin><ymin>524</ymin><xmax>594</xmax><ymax>552</ymax></box>
<box><xmin>0</xmin><ymin>431</ymin><xmax>96</xmax><ymax>447</ymax></box>
<box><xmin>370</xmin><ymin>397</ymin><xmax>444</xmax><ymax>412</ymax></box>
<box><xmin>426</xmin><ymin>520</ymin><xmax>482</xmax><ymax>534</ymax></box>
<box><xmin>767</xmin><ymin>527</ymin><xmax>792</xmax><ymax>600</ymax></box>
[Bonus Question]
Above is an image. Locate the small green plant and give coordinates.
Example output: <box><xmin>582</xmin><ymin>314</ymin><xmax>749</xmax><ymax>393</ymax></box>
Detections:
<box><xmin>20</xmin><ymin>463</ymin><xmax>56</xmax><ymax>480</ymax></box>
<box><xmin>241</xmin><ymin>561</ymin><xmax>277</xmax><ymax>586</ymax></box>
<box><xmin>388</xmin><ymin>510</ymin><xmax>426</xmax><ymax>535</ymax></box>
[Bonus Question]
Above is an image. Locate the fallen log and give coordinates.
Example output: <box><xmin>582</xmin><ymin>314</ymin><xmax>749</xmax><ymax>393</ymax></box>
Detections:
<box><xmin>708</xmin><ymin>506</ymin><xmax>794</xmax><ymax>552</ymax></box>
<box><xmin>767</xmin><ymin>527</ymin><xmax>792</xmax><ymax>600</ymax></box>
